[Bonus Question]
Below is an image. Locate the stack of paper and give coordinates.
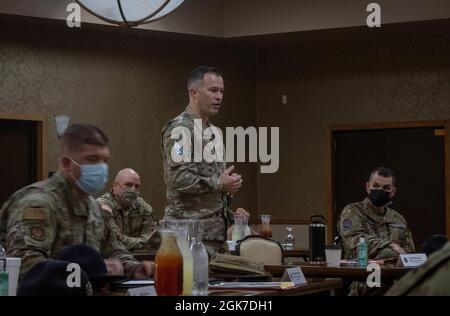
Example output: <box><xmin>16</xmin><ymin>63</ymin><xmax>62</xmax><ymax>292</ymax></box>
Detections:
<box><xmin>209</xmin><ymin>282</ymin><xmax>295</xmax><ymax>290</ymax></box>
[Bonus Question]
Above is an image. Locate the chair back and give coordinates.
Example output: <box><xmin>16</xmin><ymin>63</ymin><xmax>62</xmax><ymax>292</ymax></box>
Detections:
<box><xmin>236</xmin><ymin>235</ymin><xmax>283</xmax><ymax>265</ymax></box>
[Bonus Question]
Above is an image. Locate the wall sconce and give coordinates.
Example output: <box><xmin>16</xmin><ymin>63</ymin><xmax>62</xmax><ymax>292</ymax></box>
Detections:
<box><xmin>54</xmin><ymin>114</ymin><xmax>71</xmax><ymax>139</ymax></box>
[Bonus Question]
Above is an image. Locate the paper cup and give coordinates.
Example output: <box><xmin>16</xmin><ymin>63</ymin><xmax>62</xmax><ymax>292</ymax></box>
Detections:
<box><xmin>6</xmin><ymin>257</ymin><xmax>21</xmax><ymax>296</ymax></box>
<box><xmin>325</xmin><ymin>246</ymin><xmax>342</xmax><ymax>267</ymax></box>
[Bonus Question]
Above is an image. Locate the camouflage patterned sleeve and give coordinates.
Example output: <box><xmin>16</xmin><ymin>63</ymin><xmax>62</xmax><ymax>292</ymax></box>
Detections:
<box><xmin>117</xmin><ymin>234</ymin><xmax>151</xmax><ymax>252</ymax></box>
<box><xmin>4</xmin><ymin>192</ymin><xmax>57</xmax><ymax>276</ymax></box>
<box><xmin>97</xmin><ymin>198</ymin><xmax>121</xmax><ymax>237</ymax></box>
<box><xmin>338</xmin><ymin>206</ymin><xmax>392</xmax><ymax>259</ymax></box>
<box><xmin>116</xmin><ymin>231</ymin><xmax>160</xmax><ymax>252</ymax></box>
<box><xmin>100</xmin><ymin>219</ymin><xmax>142</xmax><ymax>278</ymax></box>
<box><xmin>385</xmin><ymin>242</ymin><xmax>450</xmax><ymax>296</ymax></box>
<box><xmin>223</xmin><ymin>207</ymin><xmax>235</xmax><ymax>227</ymax></box>
<box><xmin>136</xmin><ymin>200</ymin><xmax>160</xmax><ymax>248</ymax></box>
<box><xmin>115</xmin><ymin>219</ymin><xmax>160</xmax><ymax>252</ymax></box>
<box><xmin>162</xmin><ymin>125</ymin><xmax>222</xmax><ymax>195</ymax></box>
<box><xmin>98</xmin><ymin>198</ymin><xmax>160</xmax><ymax>252</ymax></box>
<box><xmin>404</xmin><ymin>228</ymin><xmax>416</xmax><ymax>253</ymax></box>
<box><xmin>389</xmin><ymin>213</ymin><xmax>415</xmax><ymax>253</ymax></box>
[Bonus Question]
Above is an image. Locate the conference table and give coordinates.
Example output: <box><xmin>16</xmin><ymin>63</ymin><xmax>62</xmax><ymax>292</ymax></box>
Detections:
<box><xmin>132</xmin><ymin>251</ymin><xmax>413</xmax><ymax>283</ymax></box>
<box><xmin>126</xmin><ymin>251</ymin><xmax>415</xmax><ymax>297</ymax></box>
<box><xmin>133</xmin><ymin>247</ymin><xmax>310</xmax><ymax>262</ymax></box>
<box><xmin>102</xmin><ymin>278</ymin><xmax>342</xmax><ymax>296</ymax></box>
<box><xmin>208</xmin><ymin>278</ymin><xmax>342</xmax><ymax>296</ymax></box>
<box><xmin>264</xmin><ymin>263</ymin><xmax>414</xmax><ymax>282</ymax></box>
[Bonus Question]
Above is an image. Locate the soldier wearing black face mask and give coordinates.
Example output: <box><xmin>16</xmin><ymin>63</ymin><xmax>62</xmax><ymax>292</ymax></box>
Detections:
<box><xmin>337</xmin><ymin>167</ymin><xmax>415</xmax><ymax>295</ymax></box>
<box><xmin>368</xmin><ymin>188</ymin><xmax>392</xmax><ymax>207</ymax></box>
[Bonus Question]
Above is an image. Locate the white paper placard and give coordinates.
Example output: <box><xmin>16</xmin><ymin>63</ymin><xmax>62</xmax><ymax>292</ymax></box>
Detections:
<box><xmin>127</xmin><ymin>286</ymin><xmax>157</xmax><ymax>296</ymax></box>
<box><xmin>400</xmin><ymin>253</ymin><xmax>427</xmax><ymax>267</ymax></box>
<box><xmin>121</xmin><ymin>280</ymin><xmax>155</xmax><ymax>286</ymax></box>
<box><xmin>281</xmin><ymin>267</ymin><xmax>307</xmax><ymax>286</ymax></box>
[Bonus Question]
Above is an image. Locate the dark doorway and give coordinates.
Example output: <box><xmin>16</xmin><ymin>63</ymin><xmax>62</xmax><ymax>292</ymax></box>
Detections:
<box><xmin>0</xmin><ymin>119</ymin><xmax>40</xmax><ymax>206</ymax></box>
<box><xmin>330</xmin><ymin>125</ymin><xmax>447</xmax><ymax>250</ymax></box>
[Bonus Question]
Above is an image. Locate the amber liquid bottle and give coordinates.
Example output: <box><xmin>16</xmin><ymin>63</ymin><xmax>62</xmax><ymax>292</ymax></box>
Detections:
<box><xmin>155</xmin><ymin>229</ymin><xmax>183</xmax><ymax>296</ymax></box>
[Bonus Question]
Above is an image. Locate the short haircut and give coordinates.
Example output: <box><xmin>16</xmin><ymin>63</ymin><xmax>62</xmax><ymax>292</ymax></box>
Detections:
<box><xmin>187</xmin><ymin>66</ymin><xmax>223</xmax><ymax>90</ymax></box>
<box><xmin>369</xmin><ymin>166</ymin><xmax>396</xmax><ymax>185</ymax></box>
<box><xmin>60</xmin><ymin>124</ymin><xmax>109</xmax><ymax>153</ymax></box>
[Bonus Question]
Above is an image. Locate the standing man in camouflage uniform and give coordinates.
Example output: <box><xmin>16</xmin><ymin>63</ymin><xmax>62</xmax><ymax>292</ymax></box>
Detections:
<box><xmin>337</xmin><ymin>166</ymin><xmax>415</xmax><ymax>295</ymax></box>
<box><xmin>97</xmin><ymin>168</ymin><xmax>160</xmax><ymax>251</ymax></box>
<box><xmin>161</xmin><ymin>66</ymin><xmax>246</xmax><ymax>257</ymax></box>
<box><xmin>0</xmin><ymin>124</ymin><xmax>154</xmax><ymax>278</ymax></box>
<box><xmin>386</xmin><ymin>241</ymin><xmax>450</xmax><ymax>296</ymax></box>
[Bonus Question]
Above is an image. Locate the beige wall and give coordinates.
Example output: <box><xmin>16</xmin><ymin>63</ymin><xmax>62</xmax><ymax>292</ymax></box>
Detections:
<box><xmin>256</xmin><ymin>21</ymin><xmax>450</xmax><ymax>221</ymax></box>
<box><xmin>1</xmin><ymin>15</ymin><xmax>450</xmax><ymax>226</ymax></box>
<box><xmin>2</xmin><ymin>0</ymin><xmax>450</xmax><ymax>38</ymax></box>
<box><xmin>0</xmin><ymin>18</ymin><xmax>257</xmax><ymax>219</ymax></box>
<box><xmin>224</xmin><ymin>0</ymin><xmax>450</xmax><ymax>37</ymax></box>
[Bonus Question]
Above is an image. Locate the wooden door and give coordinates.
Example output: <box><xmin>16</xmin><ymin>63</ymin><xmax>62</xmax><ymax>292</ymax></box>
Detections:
<box><xmin>0</xmin><ymin>113</ymin><xmax>47</xmax><ymax>206</ymax></box>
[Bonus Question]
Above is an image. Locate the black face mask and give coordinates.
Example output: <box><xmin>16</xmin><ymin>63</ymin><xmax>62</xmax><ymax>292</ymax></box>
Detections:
<box><xmin>369</xmin><ymin>189</ymin><xmax>391</xmax><ymax>207</ymax></box>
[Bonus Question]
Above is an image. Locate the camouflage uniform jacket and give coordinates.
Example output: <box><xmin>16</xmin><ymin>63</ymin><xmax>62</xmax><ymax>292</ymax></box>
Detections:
<box><xmin>97</xmin><ymin>192</ymin><xmax>159</xmax><ymax>251</ymax></box>
<box><xmin>0</xmin><ymin>172</ymin><xmax>140</xmax><ymax>276</ymax></box>
<box><xmin>161</xmin><ymin>106</ymin><xmax>233</xmax><ymax>242</ymax></box>
<box><xmin>338</xmin><ymin>198</ymin><xmax>415</xmax><ymax>259</ymax></box>
<box><xmin>385</xmin><ymin>241</ymin><xmax>450</xmax><ymax>296</ymax></box>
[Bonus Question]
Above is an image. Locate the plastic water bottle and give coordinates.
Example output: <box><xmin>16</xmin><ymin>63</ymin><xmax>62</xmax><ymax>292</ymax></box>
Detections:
<box><xmin>232</xmin><ymin>215</ymin><xmax>251</xmax><ymax>241</ymax></box>
<box><xmin>357</xmin><ymin>237</ymin><xmax>368</xmax><ymax>267</ymax></box>
<box><xmin>231</xmin><ymin>215</ymin><xmax>245</xmax><ymax>241</ymax></box>
<box><xmin>0</xmin><ymin>246</ymin><xmax>8</xmax><ymax>296</ymax></box>
<box><xmin>242</xmin><ymin>216</ymin><xmax>252</xmax><ymax>237</ymax></box>
<box><xmin>189</xmin><ymin>221</ymin><xmax>209</xmax><ymax>296</ymax></box>
<box><xmin>190</xmin><ymin>237</ymin><xmax>209</xmax><ymax>296</ymax></box>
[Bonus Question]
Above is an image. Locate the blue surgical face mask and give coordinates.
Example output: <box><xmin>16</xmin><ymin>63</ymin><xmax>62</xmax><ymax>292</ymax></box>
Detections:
<box><xmin>69</xmin><ymin>158</ymin><xmax>108</xmax><ymax>195</ymax></box>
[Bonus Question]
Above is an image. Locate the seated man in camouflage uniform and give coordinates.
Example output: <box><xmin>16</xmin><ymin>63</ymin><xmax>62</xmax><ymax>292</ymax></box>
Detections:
<box><xmin>161</xmin><ymin>66</ymin><xmax>247</xmax><ymax>258</ymax></box>
<box><xmin>337</xmin><ymin>166</ymin><xmax>415</xmax><ymax>295</ymax></box>
<box><xmin>0</xmin><ymin>124</ymin><xmax>154</xmax><ymax>279</ymax></box>
<box><xmin>385</xmin><ymin>241</ymin><xmax>450</xmax><ymax>296</ymax></box>
<box><xmin>97</xmin><ymin>168</ymin><xmax>160</xmax><ymax>251</ymax></box>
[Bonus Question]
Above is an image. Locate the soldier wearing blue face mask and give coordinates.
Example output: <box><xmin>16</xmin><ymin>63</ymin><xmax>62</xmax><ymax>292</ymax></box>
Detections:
<box><xmin>67</xmin><ymin>157</ymin><xmax>108</xmax><ymax>195</ymax></box>
<box><xmin>0</xmin><ymin>124</ymin><xmax>154</xmax><ymax>280</ymax></box>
